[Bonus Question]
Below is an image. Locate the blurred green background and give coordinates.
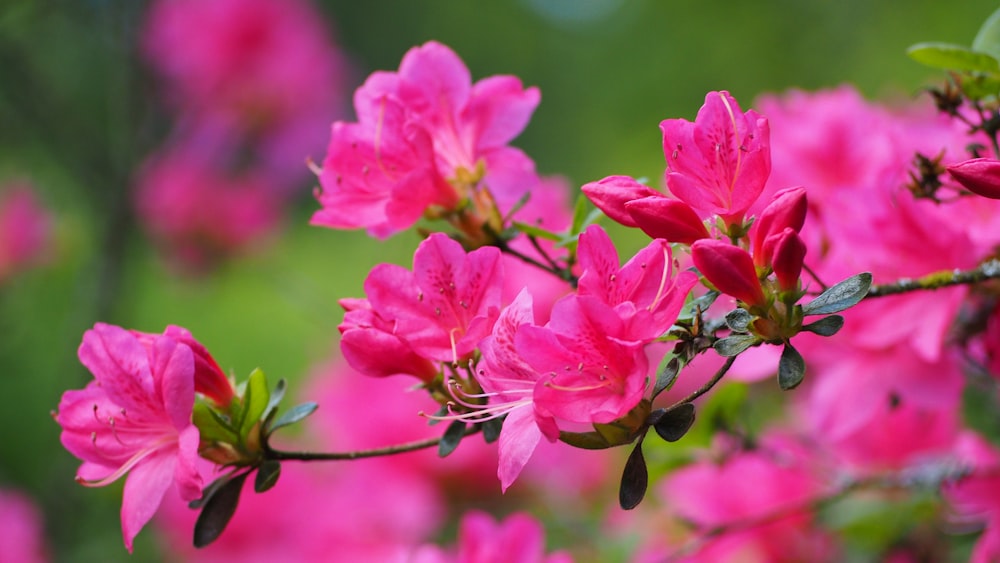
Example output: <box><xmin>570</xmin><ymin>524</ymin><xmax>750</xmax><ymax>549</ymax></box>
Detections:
<box><xmin>1</xmin><ymin>0</ymin><xmax>997</xmax><ymax>560</ymax></box>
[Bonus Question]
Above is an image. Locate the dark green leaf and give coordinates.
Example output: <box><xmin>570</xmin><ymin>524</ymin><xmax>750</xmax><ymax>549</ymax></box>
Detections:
<box><xmin>961</xmin><ymin>379</ymin><xmax>1000</xmax><ymax>448</ymax></box>
<box><xmin>778</xmin><ymin>343</ymin><xmax>806</xmax><ymax>390</ymax></box>
<box><xmin>481</xmin><ymin>416</ymin><xmax>504</xmax><ymax>444</ymax></box>
<box><xmin>802</xmin><ymin>315</ymin><xmax>844</xmax><ymax>337</ymax></box>
<box><xmin>619</xmin><ymin>440</ymin><xmax>648</xmax><ymax>510</ymax></box>
<box><xmin>263</xmin><ymin>378</ymin><xmax>287</xmax><ymax>425</ymax></box>
<box><xmin>802</xmin><ymin>273</ymin><xmax>872</xmax><ymax>315</ymax></box>
<box><xmin>254</xmin><ymin>460</ymin><xmax>281</xmax><ymax>493</ymax></box>
<box><xmin>193</xmin><ymin>471</ymin><xmax>249</xmax><ymax>548</ymax></box>
<box><xmin>653</xmin><ymin>403</ymin><xmax>696</xmax><ymax>442</ymax></box>
<box><xmin>511</xmin><ymin>221</ymin><xmax>561</xmax><ymax>242</ymax></box>
<box><xmin>189</xmin><ymin>472</ymin><xmax>234</xmax><ymax>510</ymax></box>
<box><xmin>653</xmin><ymin>358</ymin><xmax>680</xmax><ymax>397</ymax></box>
<box><xmin>558</xmin><ymin>429</ymin><xmax>613</xmax><ymax>450</ymax></box>
<box><xmin>438</xmin><ymin>420</ymin><xmax>466</xmax><ymax>457</ymax></box>
<box><xmin>267</xmin><ymin>402</ymin><xmax>318</xmax><ymax>434</ymax></box>
<box><xmin>724</xmin><ymin>308</ymin><xmax>753</xmax><ymax>333</ymax></box>
<box><xmin>907</xmin><ymin>42</ymin><xmax>1000</xmax><ymax>72</ymax></box>
<box><xmin>713</xmin><ymin>333</ymin><xmax>759</xmax><ymax>357</ymax></box>
<box><xmin>973</xmin><ymin>7</ymin><xmax>1000</xmax><ymax>62</ymax></box>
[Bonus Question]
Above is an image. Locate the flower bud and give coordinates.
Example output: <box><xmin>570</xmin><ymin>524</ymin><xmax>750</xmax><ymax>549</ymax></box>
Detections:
<box><xmin>750</xmin><ymin>186</ymin><xmax>807</xmax><ymax>267</ymax></box>
<box><xmin>692</xmin><ymin>239</ymin><xmax>766</xmax><ymax>307</ymax></box>
<box><xmin>769</xmin><ymin>229</ymin><xmax>807</xmax><ymax>292</ymax></box>
<box><xmin>947</xmin><ymin>158</ymin><xmax>1000</xmax><ymax>199</ymax></box>
<box><xmin>625</xmin><ymin>196</ymin><xmax>710</xmax><ymax>245</ymax></box>
<box><xmin>581</xmin><ymin>175</ymin><xmax>660</xmax><ymax>228</ymax></box>
<box><xmin>163</xmin><ymin>326</ymin><xmax>236</xmax><ymax>406</ymax></box>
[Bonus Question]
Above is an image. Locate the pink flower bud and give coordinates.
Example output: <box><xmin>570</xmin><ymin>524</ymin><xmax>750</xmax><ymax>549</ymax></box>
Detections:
<box><xmin>692</xmin><ymin>239</ymin><xmax>766</xmax><ymax>307</ymax></box>
<box><xmin>581</xmin><ymin>175</ymin><xmax>660</xmax><ymax>228</ymax></box>
<box><xmin>769</xmin><ymin>228</ymin><xmax>807</xmax><ymax>291</ymax></box>
<box><xmin>624</xmin><ymin>196</ymin><xmax>710</xmax><ymax>245</ymax></box>
<box><xmin>947</xmin><ymin>158</ymin><xmax>1000</xmax><ymax>199</ymax></box>
<box><xmin>750</xmin><ymin>186</ymin><xmax>807</xmax><ymax>266</ymax></box>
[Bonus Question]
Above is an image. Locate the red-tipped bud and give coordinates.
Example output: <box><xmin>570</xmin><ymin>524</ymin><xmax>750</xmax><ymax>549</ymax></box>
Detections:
<box><xmin>625</xmin><ymin>196</ymin><xmax>710</xmax><ymax>245</ymax></box>
<box><xmin>581</xmin><ymin>175</ymin><xmax>660</xmax><ymax>228</ymax></box>
<box><xmin>691</xmin><ymin>239</ymin><xmax>766</xmax><ymax>307</ymax></box>
<box><xmin>769</xmin><ymin>229</ymin><xmax>807</xmax><ymax>292</ymax></box>
<box><xmin>750</xmin><ymin>186</ymin><xmax>807</xmax><ymax>266</ymax></box>
<box><xmin>163</xmin><ymin>326</ymin><xmax>236</xmax><ymax>406</ymax></box>
<box><xmin>947</xmin><ymin>158</ymin><xmax>1000</xmax><ymax>199</ymax></box>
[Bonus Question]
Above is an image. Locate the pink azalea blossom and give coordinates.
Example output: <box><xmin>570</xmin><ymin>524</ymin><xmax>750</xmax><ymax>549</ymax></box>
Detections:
<box><xmin>661</xmin><ymin>91</ymin><xmax>771</xmax><ymax>226</ymax></box>
<box><xmin>342</xmin><ymin>233</ymin><xmax>503</xmax><ymax>371</ymax></box>
<box><xmin>748</xmin><ymin>186</ymin><xmax>807</xmax><ymax>269</ymax></box>
<box><xmin>0</xmin><ymin>182</ymin><xmax>52</xmax><ymax>282</ymax></box>
<box><xmin>0</xmin><ymin>488</ymin><xmax>48</xmax><ymax>563</ymax></box>
<box><xmin>658</xmin><ymin>436</ymin><xmax>835</xmax><ymax>562</ymax></box>
<box><xmin>943</xmin><ymin>433</ymin><xmax>1000</xmax><ymax>563</ymax></box>
<box><xmin>411</xmin><ymin>511</ymin><xmax>572</xmax><ymax>563</ymax></box>
<box><xmin>312</xmin><ymin>41</ymin><xmax>540</xmax><ymax>238</ymax></box>
<box><xmin>55</xmin><ymin>323</ymin><xmax>205</xmax><ymax>552</ymax></box>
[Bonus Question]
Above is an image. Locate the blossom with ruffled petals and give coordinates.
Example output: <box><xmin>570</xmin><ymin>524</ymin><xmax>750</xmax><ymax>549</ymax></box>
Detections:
<box><xmin>412</xmin><ymin>510</ymin><xmax>572</xmax><ymax>563</ymax></box>
<box><xmin>312</xmin><ymin>41</ymin><xmax>540</xmax><ymax>239</ymax></box>
<box><xmin>661</xmin><ymin>91</ymin><xmax>770</xmax><ymax>226</ymax></box>
<box><xmin>55</xmin><ymin>323</ymin><xmax>206</xmax><ymax>552</ymax></box>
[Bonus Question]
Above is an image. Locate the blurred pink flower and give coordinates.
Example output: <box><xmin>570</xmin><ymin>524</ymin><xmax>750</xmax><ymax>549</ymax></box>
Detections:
<box><xmin>0</xmin><ymin>182</ymin><xmax>52</xmax><ymax>282</ymax></box>
<box><xmin>411</xmin><ymin>511</ymin><xmax>572</xmax><ymax>563</ymax></box>
<box><xmin>55</xmin><ymin>323</ymin><xmax>204</xmax><ymax>552</ymax></box>
<box><xmin>0</xmin><ymin>488</ymin><xmax>48</xmax><ymax>563</ymax></box>
<box><xmin>943</xmin><ymin>433</ymin><xmax>1000</xmax><ymax>563</ymax></box>
<box><xmin>133</xmin><ymin>141</ymin><xmax>282</xmax><ymax>272</ymax></box>
<box><xmin>312</xmin><ymin>41</ymin><xmax>540</xmax><ymax>238</ymax></box>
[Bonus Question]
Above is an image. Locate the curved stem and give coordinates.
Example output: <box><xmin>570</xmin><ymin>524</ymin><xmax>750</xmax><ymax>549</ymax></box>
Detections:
<box><xmin>267</xmin><ymin>426</ymin><xmax>480</xmax><ymax>462</ymax></box>
<box><xmin>866</xmin><ymin>258</ymin><xmax>1000</xmax><ymax>298</ymax></box>
<box><xmin>664</xmin><ymin>356</ymin><xmax>736</xmax><ymax>412</ymax></box>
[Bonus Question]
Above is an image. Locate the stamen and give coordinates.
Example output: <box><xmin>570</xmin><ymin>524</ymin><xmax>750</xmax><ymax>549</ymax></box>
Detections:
<box><xmin>544</xmin><ymin>378</ymin><xmax>613</xmax><ymax>393</ymax></box>
<box><xmin>648</xmin><ymin>246</ymin><xmax>672</xmax><ymax>311</ymax></box>
<box><xmin>76</xmin><ymin>436</ymin><xmax>174</xmax><ymax>488</ymax></box>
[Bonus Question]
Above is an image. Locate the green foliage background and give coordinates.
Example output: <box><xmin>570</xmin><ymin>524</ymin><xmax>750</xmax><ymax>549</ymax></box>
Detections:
<box><xmin>0</xmin><ymin>0</ymin><xmax>997</xmax><ymax>559</ymax></box>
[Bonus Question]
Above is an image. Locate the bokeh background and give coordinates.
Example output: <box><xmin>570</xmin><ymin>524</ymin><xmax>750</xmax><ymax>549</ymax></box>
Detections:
<box><xmin>1</xmin><ymin>0</ymin><xmax>998</xmax><ymax>560</ymax></box>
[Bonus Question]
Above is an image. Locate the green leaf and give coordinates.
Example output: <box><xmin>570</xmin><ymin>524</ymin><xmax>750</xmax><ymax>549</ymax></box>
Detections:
<box><xmin>192</xmin><ymin>400</ymin><xmax>238</xmax><ymax>444</ymax></box>
<box><xmin>189</xmin><ymin>472</ymin><xmax>235</xmax><ymax>510</ymax></box>
<box><xmin>653</xmin><ymin>403</ymin><xmax>696</xmax><ymax>442</ymax></box>
<box><xmin>653</xmin><ymin>358</ymin><xmax>680</xmax><ymax>397</ymax></box>
<box><xmin>679</xmin><ymin>290</ymin><xmax>719</xmax><ymax>320</ymax></box>
<box><xmin>973</xmin><ymin>7</ymin><xmax>1000</xmax><ymax>62</ymax></box>
<box><xmin>724</xmin><ymin>308</ymin><xmax>753</xmax><ymax>333</ymax></box>
<box><xmin>558</xmin><ymin>429</ymin><xmax>613</xmax><ymax>450</ymax></box>
<box><xmin>438</xmin><ymin>420</ymin><xmax>466</xmax><ymax>457</ymax></box>
<box><xmin>907</xmin><ymin>42</ymin><xmax>1000</xmax><ymax>72</ymax></box>
<box><xmin>570</xmin><ymin>193</ymin><xmax>589</xmax><ymax>236</ymax></box>
<box><xmin>254</xmin><ymin>460</ymin><xmax>281</xmax><ymax>493</ymax></box>
<box><xmin>193</xmin><ymin>471</ymin><xmax>249</xmax><ymax>548</ymax></box>
<box><xmin>619</xmin><ymin>440</ymin><xmax>648</xmax><ymax>510</ymax></box>
<box><xmin>713</xmin><ymin>333</ymin><xmax>759</xmax><ymax>357</ymax></box>
<box><xmin>267</xmin><ymin>402</ymin><xmax>318</xmax><ymax>434</ymax></box>
<box><xmin>961</xmin><ymin>379</ymin><xmax>1000</xmax><ymax>448</ymax></box>
<box><xmin>778</xmin><ymin>343</ymin><xmax>806</xmax><ymax>390</ymax></box>
<box><xmin>960</xmin><ymin>73</ymin><xmax>1000</xmax><ymax>100</ymax></box>
<box><xmin>263</xmin><ymin>378</ymin><xmax>287</xmax><ymax>425</ymax></box>
<box><xmin>239</xmin><ymin>369</ymin><xmax>270</xmax><ymax>439</ymax></box>
<box><xmin>801</xmin><ymin>315</ymin><xmax>845</xmax><ymax>337</ymax></box>
<box><xmin>511</xmin><ymin>221</ymin><xmax>562</xmax><ymax>242</ymax></box>
<box><xmin>481</xmin><ymin>416</ymin><xmax>504</xmax><ymax>444</ymax></box>
<box><xmin>802</xmin><ymin>273</ymin><xmax>872</xmax><ymax>315</ymax></box>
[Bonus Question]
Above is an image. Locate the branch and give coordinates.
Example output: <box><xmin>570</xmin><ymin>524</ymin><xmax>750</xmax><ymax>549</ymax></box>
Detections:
<box><xmin>267</xmin><ymin>426</ymin><xmax>480</xmax><ymax>462</ymax></box>
<box><xmin>665</xmin><ymin>356</ymin><xmax>736</xmax><ymax>412</ymax></box>
<box><xmin>866</xmin><ymin>259</ymin><xmax>1000</xmax><ymax>298</ymax></box>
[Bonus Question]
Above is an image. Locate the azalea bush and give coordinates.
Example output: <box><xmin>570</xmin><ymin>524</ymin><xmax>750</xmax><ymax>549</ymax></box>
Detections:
<box><xmin>6</xmin><ymin>1</ymin><xmax>1000</xmax><ymax>562</ymax></box>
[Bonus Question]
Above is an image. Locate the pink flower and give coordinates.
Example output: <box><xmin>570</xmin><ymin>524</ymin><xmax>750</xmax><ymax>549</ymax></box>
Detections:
<box><xmin>659</xmin><ymin>437</ymin><xmax>834</xmax><ymax>562</ymax></box>
<box><xmin>0</xmin><ymin>182</ymin><xmax>52</xmax><ymax>282</ymax></box>
<box><xmin>0</xmin><ymin>488</ymin><xmax>48</xmax><ymax>563</ymax></box>
<box><xmin>691</xmin><ymin>239</ymin><xmax>766</xmax><ymax>307</ymax></box>
<box><xmin>580</xmin><ymin>175</ymin><xmax>661</xmax><ymax>228</ymax></box>
<box><xmin>412</xmin><ymin>511</ymin><xmax>572</xmax><ymax>563</ymax></box>
<box><xmin>133</xmin><ymin>140</ymin><xmax>282</xmax><ymax>272</ymax></box>
<box><xmin>947</xmin><ymin>158</ymin><xmax>1000</xmax><ymax>199</ymax></box>
<box><xmin>338</xmin><ymin>297</ymin><xmax>440</xmax><ymax>382</ymax></box>
<box><xmin>55</xmin><ymin>323</ymin><xmax>205</xmax><ymax>552</ymax></box>
<box><xmin>943</xmin><ymin>433</ymin><xmax>1000</xmax><ymax>563</ymax></box>
<box><xmin>343</xmin><ymin>233</ymin><xmax>503</xmax><ymax>367</ymax></box>
<box><xmin>749</xmin><ymin>186</ymin><xmax>807</xmax><ymax>268</ymax></box>
<box><xmin>576</xmin><ymin>225</ymin><xmax>697</xmax><ymax>341</ymax></box>
<box><xmin>661</xmin><ymin>91</ymin><xmax>771</xmax><ymax>226</ymax></box>
<box><xmin>312</xmin><ymin>41</ymin><xmax>540</xmax><ymax>238</ymax></box>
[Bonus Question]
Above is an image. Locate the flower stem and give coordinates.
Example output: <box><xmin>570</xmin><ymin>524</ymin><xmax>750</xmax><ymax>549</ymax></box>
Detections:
<box><xmin>266</xmin><ymin>426</ymin><xmax>480</xmax><ymax>462</ymax></box>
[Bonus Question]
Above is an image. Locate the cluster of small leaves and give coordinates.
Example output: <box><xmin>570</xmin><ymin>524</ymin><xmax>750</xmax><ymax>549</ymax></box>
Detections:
<box><xmin>191</xmin><ymin>370</ymin><xmax>318</xmax><ymax>547</ymax></box>
<box><xmin>908</xmin><ymin>7</ymin><xmax>1000</xmax><ymax>102</ymax></box>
